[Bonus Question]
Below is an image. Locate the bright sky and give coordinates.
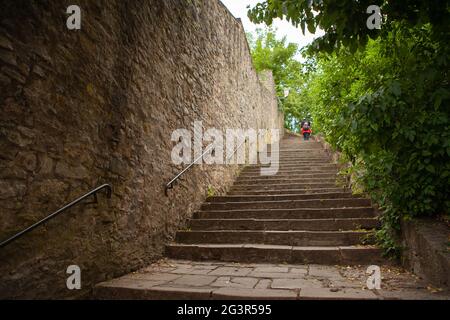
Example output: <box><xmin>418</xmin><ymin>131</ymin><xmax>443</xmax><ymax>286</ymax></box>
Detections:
<box><xmin>220</xmin><ymin>0</ymin><xmax>324</xmax><ymax>52</ymax></box>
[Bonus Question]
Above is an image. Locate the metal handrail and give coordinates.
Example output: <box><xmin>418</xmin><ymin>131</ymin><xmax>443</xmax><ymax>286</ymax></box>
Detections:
<box><xmin>0</xmin><ymin>184</ymin><xmax>112</xmax><ymax>248</ymax></box>
<box><xmin>165</xmin><ymin>138</ymin><xmax>248</xmax><ymax>195</ymax></box>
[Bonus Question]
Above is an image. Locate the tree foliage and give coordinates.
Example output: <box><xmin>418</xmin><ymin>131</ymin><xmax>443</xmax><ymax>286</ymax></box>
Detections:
<box><xmin>247</xmin><ymin>28</ymin><xmax>310</xmax><ymax>130</ymax></box>
<box><xmin>247</xmin><ymin>1</ymin><xmax>449</xmax><ymax>255</ymax></box>
<box><xmin>248</xmin><ymin>0</ymin><xmax>450</xmax><ymax>53</ymax></box>
<box><xmin>301</xmin><ymin>23</ymin><xmax>449</xmax><ymax>254</ymax></box>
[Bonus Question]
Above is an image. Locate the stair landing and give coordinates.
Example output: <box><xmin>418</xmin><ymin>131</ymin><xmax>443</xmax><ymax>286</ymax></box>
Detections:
<box><xmin>94</xmin><ymin>259</ymin><xmax>449</xmax><ymax>300</ymax></box>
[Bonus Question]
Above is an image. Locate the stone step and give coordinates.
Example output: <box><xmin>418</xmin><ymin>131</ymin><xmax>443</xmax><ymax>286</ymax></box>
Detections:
<box><xmin>251</xmin><ymin>163</ymin><xmax>333</xmax><ymax>169</ymax></box>
<box><xmin>246</xmin><ymin>164</ymin><xmax>336</xmax><ymax>170</ymax></box>
<box><xmin>95</xmin><ymin>259</ymin><xmax>422</xmax><ymax>300</ymax></box>
<box><xmin>206</xmin><ymin>192</ymin><xmax>353</xmax><ymax>203</ymax></box>
<box><xmin>260</xmin><ymin>147</ymin><xmax>326</xmax><ymax>151</ymax></box>
<box><xmin>194</xmin><ymin>207</ymin><xmax>376</xmax><ymax>219</ymax></box>
<box><xmin>275</xmin><ymin>144</ymin><xmax>323</xmax><ymax>148</ymax></box>
<box><xmin>188</xmin><ymin>217</ymin><xmax>379</xmax><ymax>231</ymax></box>
<box><xmin>253</xmin><ymin>159</ymin><xmax>331</xmax><ymax>164</ymax></box>
<box><xmin>274</xmin><ymin>146</ymin><xmax>323</xmax><ymax>149</ymax></box>
<box><xmin>267</xmin><ymin>144</ymin><xmax>323</xmax><ymax>148</ymax></box>
<box><xmin>238</xmin><ymin>172</ymin><xmax>338</xmax><ymax>177</ymax></box>
<box><xmin>255</xmin><ymin>160</ymin><xmax>332</xmax><ymax>165</ymax></box>
<box><xmin>260</xmin><ymin>148</ymin><xmax>326</xmax><ymax>152</ymax></box>
<box><xmin>175</xmin><ymin>230</ymin><xmax>372</xmax><ymax>246</ymax></box>
<box><xmin>230</xmin><ymin>182</ymin><xmax>342</xmax><ymax>191</ymax></box>
<box><xmin>241</xmin><ymin>170</ymin><xmax>339</xmax><ymax>177</ymax></box>
<box><xmin>201</xmin><ymin>198</ymin><xmax>371</xmax><ymax>211</ymax></box>
<box><xmin>239</xmin><ymin>169</ymin><xmax>338</xmax><ymax>176</ymax></box>
<box><xmin>259</xmin><ymin>154</ymin><xmax>329</xmax><ymax>159</ymax></box>
<box><xmin>165</xmin><ymin>244</ymin><xmax>385</xmax><ymax>265</ymax></box>
<box><xmin>261</xmin><ymin>153</ymin><xmax>330</xmax><ymax>158</ymax></box>
<box><xmin>242</xmin><ymin>165</ymin><xmax>338</xmax><ymax>172</ymax></box>
<box><xmin>237</xmin><ymin>173</ymin><xmax>339</xmax><ymax>180</ymax></box>
<box><xmin>234</xmin><ymin>177</ymin><xmax>342</xmax><ymax>185</ymax></box>
<box><xmin>267</xmin><ymin>142</ymin><xmax>322</xmax><ymax>145</ymax></box>
<box><xmin>258</xmin><ymin>154</ymin><xmax>330</xmax><ymax>160</ymax></box>
<box><xmin>94</xmin><ymin>280</ymin><xmax>309</xmax><ymax>300</ymax></box>
<box><xmin>274</xmin><ymin>150</ymin><xmax>324</xmax><ymax>153</ymax></box>
<box><xmin>227</xmin><ymin>188</ymin><xmax>347</xmax><ymax>195</ymax></box>
<box><xmin>252</xmin><ymin>157</ymin><xmax>331</xmax><ymax>161</ymax></box>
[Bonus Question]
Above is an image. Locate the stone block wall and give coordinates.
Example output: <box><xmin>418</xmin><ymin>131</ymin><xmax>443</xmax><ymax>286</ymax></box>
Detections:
<box><xmin>0</xmin><ymin>0</ymin><xmax>284</xmax><ymax>298</ymax></box>
<box><xmin>401</xmin><ymin>219</ymin><xmax>450</xmax><ymax>289</ymax></box>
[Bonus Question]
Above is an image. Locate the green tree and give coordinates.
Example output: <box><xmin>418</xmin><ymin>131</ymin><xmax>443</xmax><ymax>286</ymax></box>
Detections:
<box><xmin>300</xmin><ymin>23</ymin><xmax>449</xmax><ymax>255</ymax></box>
<box><xmin>247</xmin><ymin>0</ymin><xmax>450</xmax><ymax>53</ymax></box>
<box><xmin>247</xmin><ymin>0</ymin><xmax>450</xmax><ymax>257</ymax></box>
<box><xmin>247</xmin><ymin>28</ymin><xmax>310</xmax><ymax>131</ymax></box>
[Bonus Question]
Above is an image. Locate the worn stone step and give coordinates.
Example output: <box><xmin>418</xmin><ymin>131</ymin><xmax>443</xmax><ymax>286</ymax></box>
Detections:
<box><xmin>256</xmin><ymin>160</ymin><xmax>332</xmax><ymax>166</ymax></box>
<box><xmin>258</xmin><ymin>152</ymin><xmax>331</xmax><ymax>161</ymax></box>
<box><xmin>201</xmin><ymin>198</ymin><xmax>371</xmax><ymax>211</ymax></box>
<box><xmin>260</xmin><ymin>148</ymin><xmax>326</xmax><ymax>151</ymax></box>
<box><xmin>251</xmin><ymin>163</ymin><xmax>333</xmax><ymax>169</ymax></box>
<box><xmin>238</xmin><ymin>172</ymin><xmax>338</xmax><ymax>178</ymax></box>
<box><xmin>195</xmin><ymin>207</ymin><xmax>375</xmax><ymax>219</ymax></box>
<box><xmin>175</xmin><ymin>230</ymin><xmax>371</xmax><ymax>246</ymax></box>
<box><xmin>234</xmin><ymin>177</ymin><xmax>341</xmax><ymax>185</ymax></box>
<box><xmin>239</xmin><ymin>170</ymin><xmax>339</xmax><ymax>177</ymax></box>
<box><xmin>227</xmin><ymin>188</ymin><xmax>347</xmax><ymax>195</ymax></box>
<box><xmin>271</xmin><ymin>151</ymin><xmax>325</xmax><ymax>155</ymax></box>
<box><xmin>94</xmin><ymin>282</ymin><xmax>303</xmax><ymax>300</ymax></box>
<box><xmin>240</xmin><ymin>170</ymin><xmax>339</xmax><ymax>177</ymax></box>
<box><xmin>165</xmin><ymin>244</ymin><xmax>385</xmax><ymax>265</ymax></box>
<box><xmin>188</xmin><ymin>217</ymin><xmax>379</xmax><ymax>231</ymax></box>
<box><xmin>96</xmin><ymin>259</ymin><xmax>425</xmax><ymax>300</ymax></box>
<box><xmin>245</xmin><ymin>163</ymin><xmax>338</xmax><ymax>175</ymax></box>
<box><xmin>230</xmin><ymin>182</ymin><xmax>342</xmax><ymax>191</ymax></box>
<box><xmin>206</xmin><ymin>192</ymin><xmax>353</xmax><ymax>203</ymax></box>
<box><xmin>260</xmin><ymin>155</ymin><xmax>328</xmax><ymax>159</ymax></box>
<box><xmin>251</xmin><ymin>157</ymin><xmax>332</xmax><ymax>162</ymax></box>
<box><xmin>254</xmin><ymin>159</ymin><xmax>331</xmax><ymax>164</ymax></box>
<box><xmin>258</xmin><ymin>154</ymin><xmax>329</xmax><ymax>160</ymax></box>
<box><xmin>274</xmin><ymin>150</ymin><xmax>324</xmax><ymax>154</ymax></box>
<box><xmin>237</xmin><ymin>173</ymin><xmax>339</xmax><ymax>180</ymax></box>
<box><xmin>260</xmin><ymin>148</ymin><xmax>326</xmax><ymax>152</ymax></box>
<box><xmin>266</xmin><ymin>144</ymin><xmax>322</xmax><ymax>147</ymax></box>
<box><xmin>245</xmin><ymin>161</ymin><xmax>336</xmax><ymax>166</ymax></box>
<box><xmin>276</xmin><ymin>145</ymin><xmax>324</xmax><ymax>149</ymax></box>
<box><xmin>242</xmin><ymin>165</ymin><xmax>338</xmax><ymax>172</ymax></box>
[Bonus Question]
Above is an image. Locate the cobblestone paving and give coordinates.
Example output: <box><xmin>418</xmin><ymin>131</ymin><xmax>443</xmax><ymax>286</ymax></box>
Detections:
<box><xmin>96</xmin><ymin>259</ymin><xmax>450</xmax><ymax>300</ymax></box>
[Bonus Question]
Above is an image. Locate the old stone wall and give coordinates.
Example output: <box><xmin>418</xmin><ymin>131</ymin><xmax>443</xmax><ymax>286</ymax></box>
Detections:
<box><xmin>0</xmin><ymin>0</ymin><xmax>284</xmax><ymax>298</ymax></box>
<box><xmin>401</xmin><ymin>219</ymin><xmax>450</xmax><ymax>289</ymax></box>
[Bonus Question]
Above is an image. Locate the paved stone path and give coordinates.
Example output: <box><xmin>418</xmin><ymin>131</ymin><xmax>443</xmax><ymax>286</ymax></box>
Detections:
<box><xmin>95</xmin><ymin>134</ymin><xmax>450</xmax><ymax>299</ymax></box>
<box><xmin>95</xmin><ymin>259</ymin><xmax>450</xmax><ymax>299</ymax></box>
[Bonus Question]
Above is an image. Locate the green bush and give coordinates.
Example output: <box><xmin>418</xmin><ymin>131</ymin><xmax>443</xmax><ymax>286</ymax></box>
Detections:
<box><xmin>301</xmin><ymin>23</ymin><xmax>449</xmax><ymax>254</ymax></box>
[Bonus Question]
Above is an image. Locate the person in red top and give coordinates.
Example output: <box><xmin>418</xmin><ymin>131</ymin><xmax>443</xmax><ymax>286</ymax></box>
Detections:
<box><xmin>301</xmin><ymin>121</ymin><xmax>312</xmax><ymax>141</ymax></box>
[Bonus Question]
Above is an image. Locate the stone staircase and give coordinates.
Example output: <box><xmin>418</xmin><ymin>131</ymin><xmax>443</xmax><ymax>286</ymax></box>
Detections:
<box><xmin>94</xmin><ymin>134</ymin><xmax>445</xmax><ymax>299</ymax></box>
<box><xmin>166</xmin><ymin>134</ymin><xmax>383</xmax><ymax>265</ymax></box>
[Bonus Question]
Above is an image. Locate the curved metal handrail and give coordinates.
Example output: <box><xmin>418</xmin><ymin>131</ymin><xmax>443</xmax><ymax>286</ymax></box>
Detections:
<box><xmin>165</xmin><ymin>138</ymin><xmax>248</xmax><ymax>195</ymax></box>
<box><xmin>0</xmin><ymin>184</ymin><xmax>112</xmax><ymax>248</ymax></box>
